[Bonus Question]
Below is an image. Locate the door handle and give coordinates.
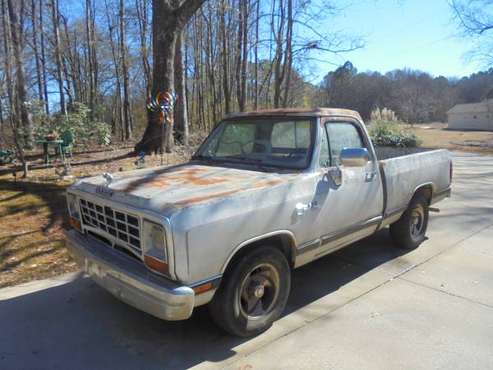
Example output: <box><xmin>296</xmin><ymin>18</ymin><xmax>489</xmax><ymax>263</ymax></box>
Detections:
<box><xmin>365</xmin><ymin>171</ymin><xmax>377</xmax><ymax>182</ymax></box>
<box><xmin>327</xmin><ymin>167</ymin><xmax>342</xmax><ymax>186</ymax></box>
<box><xmin>295</xmin><ymin>201</ymin><xmax>319</xmax><ymax>216</ymax></box>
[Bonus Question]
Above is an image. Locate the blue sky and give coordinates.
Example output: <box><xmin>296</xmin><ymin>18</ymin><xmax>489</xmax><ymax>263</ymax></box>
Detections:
<box><xmin>308</xmin><ymin>0</ymin><xmax>482</xmax><ymax>81</ymax></box>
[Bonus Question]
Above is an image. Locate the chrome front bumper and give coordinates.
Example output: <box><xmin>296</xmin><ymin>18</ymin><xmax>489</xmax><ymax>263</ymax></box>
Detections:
<box><xmin>64</xmin><ymin>229</ymin><xmax>195</xmax><ymax>321</ymax></box>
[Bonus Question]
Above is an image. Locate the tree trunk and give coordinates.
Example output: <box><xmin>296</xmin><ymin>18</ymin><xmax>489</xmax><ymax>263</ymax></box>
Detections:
<box><xmin>50</xmin><ymin>0</ymin><xmax>66</xmax><ymax>115</ymax></box>
<box><xmin>254</xmin><ymin>0</ymin><xmax>259</xmax><ymax>110</ymax></box>
<box><xmin>240</xmin><ymin>0</ymin><xmax>249</xmax><ymax>111</ymax></box>
<box><xmin>8</xmin><ymin>0</ymin><xmax>33</xmax><ymax>148</ymax></box>
<box><xmin>136</xmin><ymin>0</ymin><xmax>151</xmax><ymax>98</ymax></box>
<box><xmin>39</xmin><ymin>0</ymin><xmax>49</xmax><ymax>113</ymax></box>
<box><xmin>220</xmin><ymin>0</ymin><xmax>230</xmax><ymax>114</ymax></box>
<box><xmin>31</xmin><ymin>0</ymin><xmax>44</xmax><ymax>104</ymax></box>
<box><xmin>119</xmin><ymin>0</ymin><xmax>133</xmax><ymax>140</ymax></box>
<box><xmin>174</xmin><ymin>29</ymin><xmax>189</xmax><ymax>145</ymax></box>
<box><xmin>281</xmin><ymin>0</ymin><xmax>293</xmax><ymax>108</ymax></box>
<box><xmin>2</xmin><ymin>0</ymin><xmax>27</xmax><ymax>176</ymax></box>
<box><xmin>85</xmin><ymin>0</ymin><xmax>94</xmax><ymax>119</ymax></box>
<box><xmin>135</xmin><ymin>0</ymin><xmax>206</xmax><ymax>155</ymax></box>
<box><xmin>273</xmin><ymin>0</ymin><xmax>286</xmax><ymax>108</ymax></box>
<box><xmin>104</xmin><ymin>0</ymin><xmax>123</xmax><ymax>139</ymax></box>
<box><xmin>235</xmin><ymin>0</ymin><xmax>244</xmax><ymax>111</ymax></box>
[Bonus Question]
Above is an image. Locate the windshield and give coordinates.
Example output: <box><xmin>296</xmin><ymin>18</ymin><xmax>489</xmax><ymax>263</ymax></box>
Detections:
<box><xmin>194</xmin><ymin>118</ymin><xmax>315</xmax><ymax>169</ymax></box>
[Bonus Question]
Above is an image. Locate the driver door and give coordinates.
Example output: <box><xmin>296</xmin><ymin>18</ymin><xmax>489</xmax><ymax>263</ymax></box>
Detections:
<box><xmin>304</xmin><ymin>119</ymin><xmax>384</xmax><ymax>259</ymax></box>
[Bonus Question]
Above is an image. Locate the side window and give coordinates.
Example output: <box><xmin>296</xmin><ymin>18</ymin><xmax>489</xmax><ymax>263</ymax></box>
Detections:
<box><xmin>325</xmin><ymin>122</ymin><xmax>365</xmax><ymax>166</ymax></box>
<box><xmin>319</xmin><ymin>127</ymin><xmax>330</xmax><ymax>167</ymax></box>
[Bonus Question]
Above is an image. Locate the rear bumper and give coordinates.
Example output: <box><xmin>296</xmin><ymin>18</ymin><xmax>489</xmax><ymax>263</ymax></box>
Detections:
<box><xmin>64</xmin><ymin>229</ymin><xmax>194</xmax><ymax>321</ymax></box>
<box><xmin>431</xmin><ymin>187</ymin><xmax>452</xmax><ymax>205</ymax></box>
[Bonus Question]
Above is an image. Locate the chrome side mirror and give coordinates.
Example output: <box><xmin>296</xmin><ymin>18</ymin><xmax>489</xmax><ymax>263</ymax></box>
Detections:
<box><xmin>340</xmin><ymin>148</ymin><xmax>369</xmax><ymax>167</ymax></box>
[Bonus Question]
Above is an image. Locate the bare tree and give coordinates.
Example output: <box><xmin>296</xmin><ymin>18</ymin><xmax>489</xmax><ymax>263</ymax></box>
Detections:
<box><xmin>235</xmin><ymin>0</ymin><xmax>248</xmax><ymax>111</ymax></box>
<box><xmin>135</xmin><ymin>0</ymin><xmax>151</xmax><ymax>97</ymax></box>
<box><xmin>219</xmin><ymin>0</ymin><xmax>231</xmax><ymax>114</ymax></box>
<box><xmin>50</xmin><ymin>0</ymin><xmax>66</xmax><ymax>114</ymax></box>
<box><xmin>174</xmin><ymin>29</ymin><xmax>189</xmax><ymax>145</ymax></box>
<box><xmin>104</xmin><ymin>0</ymin><xmax>124</xmax><ymax>138</ymax></box>
<box><xmin>451</xmin><ymin>0</ymin><xmax>493</xmax><ymax>66</ymax></box>
<box><xmin>31</xmin><ymin>0</ymin><xmax>44</xmax><ymax>105</ymax></box>
<box><xmin>119</xmin><ymin>0</ymin><xmax>133</xmax><ymax>140</ymax></box>
<box><xmin>39</xmin><ymin>0</ymin><xmax>49</xmax><ymax>113</ymax></box>
<box><xmin>2</xmin><ymin>0</ymin><xmax>28</xmax><ymax>176</ymax></box>
<box><xmin>135</xmin><ymin>0</ymin><xmax>206</xmax><ymax>154</ymax></box>
<box><xmin>7</xmin><ymin>0</ymin><xmax>33</xmax><ymax>147</ymax></box>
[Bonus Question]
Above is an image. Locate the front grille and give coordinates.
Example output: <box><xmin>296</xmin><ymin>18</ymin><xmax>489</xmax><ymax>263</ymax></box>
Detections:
<box><xmin>79</xmin><ymin>198</ymin><xmax>141</xmax><ymax>253</ymax></box>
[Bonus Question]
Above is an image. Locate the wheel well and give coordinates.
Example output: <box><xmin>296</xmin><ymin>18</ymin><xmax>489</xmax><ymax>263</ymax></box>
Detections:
<box><xmin>223</xmin><ymin>234</ymin><xmax>296</xmax><ymax>275</ymax></box>
<box><xmin>413</xmin><ymin>185</ymin><xmax>433</xmax><ymax>205</ymax></box>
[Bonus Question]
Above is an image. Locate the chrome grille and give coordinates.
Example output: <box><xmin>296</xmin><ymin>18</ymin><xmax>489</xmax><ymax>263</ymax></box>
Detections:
<box><xmin>79</xmin><ymin>198</ymin><xmax>141</xmax><ymax>252</ymax></box>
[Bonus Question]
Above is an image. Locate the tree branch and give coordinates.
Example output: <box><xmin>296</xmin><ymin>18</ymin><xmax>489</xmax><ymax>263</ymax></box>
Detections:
<box><xmin>176</xmin><ymin>0</ymin><xmax>207</xmax><ymax>27</ymax></box>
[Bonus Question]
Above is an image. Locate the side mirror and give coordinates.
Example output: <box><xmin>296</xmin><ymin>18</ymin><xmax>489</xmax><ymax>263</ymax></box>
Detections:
<box><xmin>340</xmin><ymin>148</ymin><xmax>369</xmax><ymax>167</ymax></box>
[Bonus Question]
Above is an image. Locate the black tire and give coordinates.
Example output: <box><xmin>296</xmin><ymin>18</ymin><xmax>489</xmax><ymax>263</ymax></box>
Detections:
<box><xmin>208</xmin><ymin>246</ymin><xmax>291</xmax><ymax>337</ymax></box>
<box><xmin>390</xmin><ymin>194</ymin><xmax>429</xmax><ymax>250</ymax></box>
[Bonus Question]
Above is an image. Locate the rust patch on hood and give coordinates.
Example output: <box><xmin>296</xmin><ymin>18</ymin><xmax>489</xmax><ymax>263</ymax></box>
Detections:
<box><xmin>170</xmin><ymin>178</ymin><xmax>285</xmax><ymax>208</ymax></box>
<box><xmin>100</xmin><ymin>163</ymin><xmax>298</xmax><ymax>210</ymax></box>
<box><xmin>173</xmin><ymin>189</ymin><xmax>240</xmax><ymax>207</ymax></box>
<box><xmin>123</xmin><ymin>165</ymin><xmax>228</xmax><ymax>193</ymax></box>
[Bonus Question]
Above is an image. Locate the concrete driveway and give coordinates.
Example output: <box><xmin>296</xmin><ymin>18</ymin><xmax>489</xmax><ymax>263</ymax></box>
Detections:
<box><xmin>1</xmin><ymin>152</ymin><xmax>492</xmax><ymax>370</ymax></box>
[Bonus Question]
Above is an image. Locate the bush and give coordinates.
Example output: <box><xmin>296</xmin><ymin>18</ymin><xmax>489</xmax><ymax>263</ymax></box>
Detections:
<box><xmin>33</xmin><ymin>102</ymin><xmax>111</xmax><ymax>147</ymax></box>
<box><xmin>369</xmin><ymin>120</ymin><xmax>421</xmax><ymax>148</ymax></box>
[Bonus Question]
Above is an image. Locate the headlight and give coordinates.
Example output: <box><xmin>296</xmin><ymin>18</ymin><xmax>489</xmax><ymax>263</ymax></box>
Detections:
<box><xmin>67</xmin><ymin>193</ymin><xmax>80</xmax><ymax>220</ymax></box>
<box><xmin>143</xmin><ymin>220</ymin><xmax>168</xmax><ymax>274</ymax></box>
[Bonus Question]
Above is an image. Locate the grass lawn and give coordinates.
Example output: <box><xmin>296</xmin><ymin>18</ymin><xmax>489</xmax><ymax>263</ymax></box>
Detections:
<box><xmin>409</xmin><ymin>123</ymin><xmax>493</xmax><ymax>154</ymax></box>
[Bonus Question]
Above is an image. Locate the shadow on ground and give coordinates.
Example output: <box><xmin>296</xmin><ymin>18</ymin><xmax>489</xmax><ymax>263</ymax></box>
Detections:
<box><xmin>0</xmin><ymin>229</ymin><xmax>409</xmax><ymax>369</ymax></box>
<box><xmin>0</xmin><ymin>179</ymin><xmax>68</xmax><ymax>232</ymax></box>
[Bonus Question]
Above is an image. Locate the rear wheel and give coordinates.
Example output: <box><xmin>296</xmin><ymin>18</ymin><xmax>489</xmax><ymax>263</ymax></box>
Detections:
<box><xmin>390</xmin><ymin>195</ymin><xmax>429</xmax><ymax>249</ymax></box>
<box><xmin>209</xmin><ymin>246</ymin><xmax>291</xmax><ymax>337</ymax></box>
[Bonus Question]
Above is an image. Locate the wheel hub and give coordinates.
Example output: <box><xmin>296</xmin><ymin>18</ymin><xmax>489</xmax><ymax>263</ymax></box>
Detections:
<box><xmin>239</xmin><ymin>263</ymin><xmax>280</xmax><ymax>319</ymax></box>
<box><xmin>253</xmin><ymin>284</ymin><xmax>265</xmax><ymax>299</ymax></box>
<box><xmin>410</xmin><ymin>205</ymin><xmax>425</xmax><ymax>238</ymax></box>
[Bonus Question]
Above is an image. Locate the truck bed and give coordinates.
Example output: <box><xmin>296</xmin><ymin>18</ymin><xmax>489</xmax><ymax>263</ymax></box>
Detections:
<box><xmin>375</xmin><ymin>146</ymin><xmax>435</xmax><ymax>160</ymax></box>
<box><xmin>377</xmin><ymin>147</ymin><xmax>451</xmax><ymax>218</ymax></box>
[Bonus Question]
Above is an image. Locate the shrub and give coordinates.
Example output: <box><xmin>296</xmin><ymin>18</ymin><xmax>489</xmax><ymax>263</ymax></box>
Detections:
<box><xmin>369</xmin><ymin>120</ymin><xmax>421</xmax><ymax>148</ymax></box>
<box><xmin>33</xmin><ymin>102</ymin><xmax>111</xmax><ymax>147</ymax></box>
<box><xmin>370</xmin><ymin>107</ymin><xmax>398</xmax><ymax>122</ymax></box>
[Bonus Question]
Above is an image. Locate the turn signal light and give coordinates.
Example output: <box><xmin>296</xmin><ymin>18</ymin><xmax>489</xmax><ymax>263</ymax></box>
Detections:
<box><xmin>144</xmin><ymin>255</ymin><xmax>169</xmax><ymax>274</ymax></box>
<box><xmin>193</xmin><ymin>282</ymin><xmax>214</xmax><ymax>295</ymax></box>
<box><xmin>69</xmin><ymin>217</ymin><xmax>82</xmax><ymax>232</ymax></box>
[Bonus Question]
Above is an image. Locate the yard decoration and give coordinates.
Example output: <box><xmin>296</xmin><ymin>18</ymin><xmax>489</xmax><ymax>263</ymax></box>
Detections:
<box><xmin>146</xmin><ymin>91</ymin><xmax>177</xmax><ymax>164</ymax></box>
<box><xmin>147</xmin><ymin>91</ymin><xmax>177</xmax><ymax>125</ymax></box>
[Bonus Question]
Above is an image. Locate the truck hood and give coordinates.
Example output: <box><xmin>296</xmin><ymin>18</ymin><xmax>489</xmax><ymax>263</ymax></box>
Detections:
<box><xmin>72</xmin><ymin>163</ymin><xmax>299</xmax><ymax>215</ymax></box>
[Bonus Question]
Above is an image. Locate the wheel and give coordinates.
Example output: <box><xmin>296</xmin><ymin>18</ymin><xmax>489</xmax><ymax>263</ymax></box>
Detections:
<box><xmin>390</xmin><ymin>195</ymin><xmax>429</xmax><ymax>249</ymax></box>
<box><xmin>208</xmin><ymin>246</ymin><xmax>291</xmax><ymax>337</ymax></box>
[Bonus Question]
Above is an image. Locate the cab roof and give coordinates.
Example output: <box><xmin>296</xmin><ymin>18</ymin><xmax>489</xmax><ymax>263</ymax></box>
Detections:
<box><xmin>225</xmin><ymin>107</ymin><xmax>362</xmax><ymax>121</ymax></box>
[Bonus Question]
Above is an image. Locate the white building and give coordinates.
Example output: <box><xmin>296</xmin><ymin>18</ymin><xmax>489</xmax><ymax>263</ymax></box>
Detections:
<box><xmin>447</xmin><ymin>99</ymin><xmax>493</xmax><ymax>131</ymax></box>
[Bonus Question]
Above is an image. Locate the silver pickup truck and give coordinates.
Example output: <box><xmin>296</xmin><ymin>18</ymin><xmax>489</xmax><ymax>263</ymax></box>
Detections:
<box><xmin>65</xmin><ymin>108</ymin><xmax>452</xmax><ymax>337</ymax></box>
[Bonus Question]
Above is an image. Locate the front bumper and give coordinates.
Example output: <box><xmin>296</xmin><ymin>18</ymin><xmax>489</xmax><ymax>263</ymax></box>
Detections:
<box><xmin>64</xmin><ymin>229</ymin><xmax>195</xmax><ymax>321</ymax></box>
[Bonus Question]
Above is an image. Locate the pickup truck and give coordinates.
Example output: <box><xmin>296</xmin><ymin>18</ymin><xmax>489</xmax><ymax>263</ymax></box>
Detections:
<box><xmin>65</xmin><ymin>108</ymin><xmax>452</xmax><ymax>337</ymax></box>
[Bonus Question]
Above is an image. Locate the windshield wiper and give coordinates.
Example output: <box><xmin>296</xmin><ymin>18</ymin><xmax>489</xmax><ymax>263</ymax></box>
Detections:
<box><xmin>191</xmin><ymin>154</ymin><xmax>225</xmax><ymax>163</ymax></box>
<box><xmin>222</xmin><ymin>156</ymin><xmax>261</xmax><ymax>163</ymax></box>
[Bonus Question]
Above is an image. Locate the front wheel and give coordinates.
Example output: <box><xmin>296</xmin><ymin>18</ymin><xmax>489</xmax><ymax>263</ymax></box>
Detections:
<box><xmin>390</xmin><ymin>195</ymin><xmax>429</xmax><ymax>250</ymax></box>
<box><xmin>208</xmin><ymin>246</ymin><xmax>291</xmax><ymax>337</ymax></box>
